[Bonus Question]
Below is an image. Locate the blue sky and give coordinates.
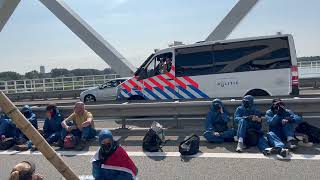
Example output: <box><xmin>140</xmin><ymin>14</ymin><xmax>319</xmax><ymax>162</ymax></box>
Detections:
<box><xmin>1</xmin><ymin>0</ymin><xmax>320</xmax><ymax>74</ymax></box>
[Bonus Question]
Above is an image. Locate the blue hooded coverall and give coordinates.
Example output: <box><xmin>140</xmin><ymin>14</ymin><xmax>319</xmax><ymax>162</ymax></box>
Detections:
<box><xmin>204</xmin><ymin>99</ymin><xmax>235</xmax><ymax>143</ymax></box>
<box><xmin>265</xmin><ymin>108</ymin><xmax>301</xmax><ymax>147</ymax></box>
<box><xmin>92</xmin><ymin>129</ymin><xmax>138</xmax><ymax>180</ymax></box>
<box><xmin>234</xmin><ymin>95</ymin><xmax>274</xmax><ymax>151</ymax></box>
<box><xmin>0</xmin><ymin>113</ymin><xmax>17</xmax><ymax>138</ymax></box>
<box><xmin>43</xmin><ymin>109</ymin><xmax>63</xmax><ymax>144</ymax></box>
<box><xmin>16</xmin><ymin>105</ymin><xmax>38</xmax><ymax>140</ymax></box>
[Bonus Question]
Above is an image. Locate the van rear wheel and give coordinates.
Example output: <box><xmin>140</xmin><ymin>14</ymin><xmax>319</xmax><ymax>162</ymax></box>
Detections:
<box><xmin>245</xmin><ymin>89</ymin><xmax>270</xmax><ymax>97</ymax></box>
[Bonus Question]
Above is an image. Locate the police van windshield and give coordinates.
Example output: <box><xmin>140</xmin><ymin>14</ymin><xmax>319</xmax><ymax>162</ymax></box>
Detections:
<box><xmin>134</xmin><ymin>53</ymin><xmax>155</xmax><ymax>76</ymax></box>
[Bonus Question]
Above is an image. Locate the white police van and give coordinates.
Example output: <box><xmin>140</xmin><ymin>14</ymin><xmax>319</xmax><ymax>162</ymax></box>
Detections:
<box><xmin>117</xmin><ymin>34</ymin><xmax>299</xmax><ymax>100</ymax></box>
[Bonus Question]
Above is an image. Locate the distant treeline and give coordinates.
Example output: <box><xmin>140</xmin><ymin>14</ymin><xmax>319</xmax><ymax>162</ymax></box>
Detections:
<box><xmin>0</xmin><ymin>68</ymin><xmax>116</xmax><ymax>81</ymax></box>
<box><xmin>297</xmin><ymin>56</ymin><xmax>320</xmax><ymax>62</ymax></box>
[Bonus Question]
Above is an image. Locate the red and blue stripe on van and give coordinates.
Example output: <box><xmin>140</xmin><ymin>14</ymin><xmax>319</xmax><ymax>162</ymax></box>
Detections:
<box><xmin>119</xmin><ymin>65</ymin><xmax>209</xmax><ymax>100</ymax></box>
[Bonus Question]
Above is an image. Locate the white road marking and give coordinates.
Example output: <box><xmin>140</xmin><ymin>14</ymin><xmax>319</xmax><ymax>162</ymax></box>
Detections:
<box><xmin>0</xmin><ymin>150</ymin><xmax>319</xmax><ymax>160</ymax></box>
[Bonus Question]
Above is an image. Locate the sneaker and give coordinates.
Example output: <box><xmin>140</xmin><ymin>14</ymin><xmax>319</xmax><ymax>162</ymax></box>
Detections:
<box><xmin>14</xmin><ymin>144</ymin><xmax>29</xmax><ymax>151</ymax></box>
<box><xmin>277</xmin><ymin>148</ymin><xmax>289</xmax><ymax>159</ymax></box>
<box><xmin>263</xmin><ymin>147</ymin><xmax>282</xmax><ymax>156</ymax></box>
<box><xmin>56</xmin><ymin>140</ymin><xmax>64</xmax><ymax>148</ymax></box>
<box><xmin>287</xmin><ymin>140</ymin><xmax>298</xmax><ymax>149</ymax></box>
<box><xmin>236</xmin><ymin>142</ymin><xmax>246</xmax><ymax>152</ymax></box>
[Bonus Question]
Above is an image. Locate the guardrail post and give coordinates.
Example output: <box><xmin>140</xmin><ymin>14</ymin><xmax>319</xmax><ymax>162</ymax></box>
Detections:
<box><xmin>175</xmin><ymin>115</ymin><xmax>182</xmax><ymax>129</ymax></box>
<box><xmin>121</xmin><ymin>116</ymin><xmax>127</xmax><ymax>129</ymax></box>
<box><xmin>14</xmin><ymin>80</ymin><xmax>17</xmax><ymax>93</ymax></box>
<box><xmin>43</xmin><ymin>79</ymin><xmax>46</xmax><ymax>92</ymax></box>
<box><xmin>4</xmin><ymin>81</ymin><xmax>8</xmax><ymax>93</ymax></box>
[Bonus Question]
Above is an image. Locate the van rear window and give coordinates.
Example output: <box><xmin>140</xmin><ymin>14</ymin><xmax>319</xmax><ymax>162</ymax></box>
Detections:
<box><xmin>175</xmin><ymin>37</ymin><xmax>292</xmax><ymax>77</ymax></box>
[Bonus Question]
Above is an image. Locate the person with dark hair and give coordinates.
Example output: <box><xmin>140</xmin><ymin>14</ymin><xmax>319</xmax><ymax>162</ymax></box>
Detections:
<box><xmin>43</xmin><ymin>104</ymin><xmax>63</xmax><ymax>144</ymax></box>
<box><xmin>9</xmin><ymin>161</ymin><xmax>43</xmax><ymax>180</ymax></box>
<box><xmin>266</xmin><ymin>98</ymin><xmax>302</xmax><ymax>149</ymax></box>
<box><xmin>0</xmin><ymin>108</ymin><xmax>17</xmax><ymax>150</ymax></box>
<box><xmin>15</xmin><ymin>105</ymin><xmax>38</xmax><ymax>144</ymax></box>
<box><xmin>203</xmin><ymin>99</ymin><xmax>235</xmax><ymax>143</ymax></box>
<box><xmin>92</xmin><ymin>129</ymin><xmax>138</xmax><ymax>180</ymax></box>
<box><xmin>163</xmin><ymin>54</ymin><xmax>172</xmax><ymax>73</ymax></box>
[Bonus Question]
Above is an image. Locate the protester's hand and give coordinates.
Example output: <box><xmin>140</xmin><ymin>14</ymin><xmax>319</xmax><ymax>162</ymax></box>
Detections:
<box><xmin>33</xmin><ymin>173</ymin><xmax>43</xmax><ymax>180</ymax></box>
<box><xmin>66</xmin><ymin>126</ymin><xmax>73</xmax><ymax>132</ymax></box>
<box><xmin>0</xmin><ymin>135</ymin><xmax>5</xmax><ymax>141</ymax></box>
<box><xmin>213</xmin><ymin>132</ymin><xmax>220</xmax><ymax>136</ymax></box>
<box><xmin>81</xmin><ymin>121</ymin><xmax>91</xmax><ymax>128</ymax></box>
<box><xmin>282</xmin><ymin>119</ymin><xmax>289</xmax><ymax>125</ymax></box>
<box><xmin>252</xmin><ymin>116</ymin><xmax>262</xmax><ymax>123</ymax></box>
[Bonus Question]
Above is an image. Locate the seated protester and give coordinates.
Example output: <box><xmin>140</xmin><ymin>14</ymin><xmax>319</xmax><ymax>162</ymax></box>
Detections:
<box><xmin>266</xmin><ymin>99</ymin><xmax>302</xmax><ymax>149</ymax></box>
<box><xmin>9</xmin><ymin>161</ymin><xmax>43</xmax><ymax>180</ymax></box>
<box><xmin>203</xmin><ymin>99</ymin><xmax>235</xmax><ymax>143</ymax></box>
<box><xmin>234</xmin><ymin>95</ymin><xmax>288</xmax><ymax>157</ymax></box>
<box><xmin>61</xmin><ymin>102</ymin><xmax>96</xmax><ymax>145</ymax></box>
<box><xmin>92</xmin><ymin>129</ymin><xmax>138</xmax><ymax>180</ymax></box>
<box><xmin>16</xmin><ymin>105</ymin><xmax>38</xmax><ymax>144</ymax></box>
<box><xmin>43</xmin><ymin>104</ymin><xmax>62</xmax><ymax>144</ymax></box>
<box><xmin>0</xmin><ymin>109</ymin><xmax>17</xmax><ymax>150</ymax></box>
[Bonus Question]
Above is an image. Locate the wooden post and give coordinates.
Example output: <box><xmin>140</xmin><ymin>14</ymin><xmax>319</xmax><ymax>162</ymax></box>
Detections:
<box><xmin>0</xmin><ymin>91</ymin><xmax>79</xmax><ymax>180</ymax></box>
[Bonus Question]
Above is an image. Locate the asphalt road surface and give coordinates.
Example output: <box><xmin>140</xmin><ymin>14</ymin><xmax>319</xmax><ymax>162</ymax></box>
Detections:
<box><xmin>0</xmin><ymin>129</ymin><xmax>319</xmax><ymax>180</ymax></box>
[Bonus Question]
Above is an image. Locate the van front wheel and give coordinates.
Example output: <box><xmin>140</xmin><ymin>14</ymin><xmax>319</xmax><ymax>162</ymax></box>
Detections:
<box><xmin>128</xmin><ymin>95</ymin><xmax>145</xmax><ymax>100</ymax></box>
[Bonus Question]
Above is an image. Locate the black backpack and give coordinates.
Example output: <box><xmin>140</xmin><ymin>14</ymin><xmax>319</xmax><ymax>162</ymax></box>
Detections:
<box><xmin>0</xmin><ymin>138</ymin><xmax>15</xmax><ymax>150</ymax></box>
<box><xmin>142</xmin><ymin>129</ymin><xmax>164</xmax><ymax>152</ymax></box>
<box><xmin>245</xmin><ymin>128</ymin><xmax>263</xmax><ymax>146</ymax></box>
<box><xmin>179</xmin><ymin>134</ymin><xmax>200</xmax><ymax>155</ymax></box>
<box><xmin>295</xmin><ymin>122</ymin><xmax>320</xmax><ymax>143</ymax></box>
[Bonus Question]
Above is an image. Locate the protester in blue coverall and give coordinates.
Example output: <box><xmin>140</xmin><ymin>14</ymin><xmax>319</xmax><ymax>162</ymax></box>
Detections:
<box><xmin>92</xmin><ymin>129</ymin><xmax>138</xmax><ymax>180</ymax></box>
<box><xmin>0</xmin><ymin>108</ymin><xmax>17</xmax><ymax>140</ymax></box>
<box><xmin>235</xmin><ymin>95</ymin><xmax>289</xmax><ymax>157</ymax></box>
<box><xmin>204</xmin><ymin>99</ymin><xmax>235</xmax><ymax>143</ymax></box>
<box><xmin>266</xmin><ymin>98</ymin><xmax>302</xmax><ymax>149</ymax></box>
<box><xmin>16</xmin><ymin>105</ymin><xmax>38</xmax><ymax>145</ymax></box>
<box><xmin>43</xmin><ymin>104</ymin><xmax>62</xmax><ymax>144</ymax></box>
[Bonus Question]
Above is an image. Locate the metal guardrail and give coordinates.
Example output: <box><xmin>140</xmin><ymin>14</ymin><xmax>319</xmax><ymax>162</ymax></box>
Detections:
<box><xmin>298</xmin><ymin>60</ymin><xmax>320</xmax><ymax>78</ymax></box>
<box><xmin>31</xmin><ymin>98</ymin><xmax>320</xmax><ymax>128</ymax></box>
<box><xmin>0</xmin><ymin>74</ymin><xmax>119</xmax><ymax>94</ymax></box>
<box><xmin>299</xmin><ymin>78</ymin><xmax>320</xmax><ymax>89</ymax></box>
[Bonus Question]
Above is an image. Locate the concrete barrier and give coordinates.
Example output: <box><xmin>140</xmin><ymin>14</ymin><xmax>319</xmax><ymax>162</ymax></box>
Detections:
<box><xmin>30</xmin><ymin>98</ymin><xmax>320</xmax><ymax>128</ymax></box>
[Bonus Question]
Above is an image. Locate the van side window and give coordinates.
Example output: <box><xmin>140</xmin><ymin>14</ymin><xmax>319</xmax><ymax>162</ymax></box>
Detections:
<box><xmin>214</xmin><ymin>37</ymin><xmax>292</xmax><ymax>74</ymax></box>
<box><xmin>175</xmin><ymin>45</ymin><xmax>214</xmax><ymax>77</ymax></box>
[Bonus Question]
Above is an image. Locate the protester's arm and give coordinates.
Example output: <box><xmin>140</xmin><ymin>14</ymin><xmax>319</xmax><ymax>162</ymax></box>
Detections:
<box><xmin>234</xmin><ymin>107</ymin><xmax>244</xmax><ymax>124</ymax></box>
<box><xmin>92</xmin><ymin>160</ymin><xmax>102</xmax><ymax>179</ymax></box>
<box><xmin>82</xmin><ymin>112</ymin><xmax>94</xmax><ymax>127</ymax></box>
<box><xmin>0</xmin><ymin>119</ymin><xmax>7</xmax><ymax>136</ymax></box>
<box><xmin>265</xmin><ymin>110</ymin><xmax>281</xmax><ymax>126</ymax></box>
<box><xmin>205</xmin><ymin>112</ymin><xmax>214</xmax><ymax>131</ymax></box>
<box><xmin>28</xmin><ymin>113</ymin><xmax>38</xmax><ymax>129</ymax></box>
<box><xmin>55</xmin><ymin>114</ymin><xmax>63</xmax><ymax>132</ymax></box>
<box><xmin>222</xmin><ymin>111</ymin><xmax>230</xmax><ymax>123</ymax></box>
<box><xmin>43</xmin><ymin>119</ymin><xmax>49</xmax><ymax>135</ymax></box>
<box><xmin>61</xmin><ymin>114</ymin><xmax>76</xmax><ymax>130</ymax></box>
<box><xmin>287</xmin><ymin>110</ymin><xmax>302</xmax><ymax>124</ymax></box>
